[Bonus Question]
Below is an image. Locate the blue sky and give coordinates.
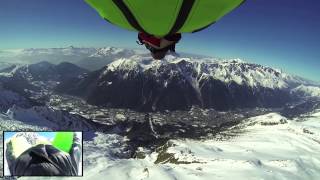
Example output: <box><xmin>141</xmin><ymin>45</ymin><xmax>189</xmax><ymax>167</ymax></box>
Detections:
<box><xmin>4</xmin><ymin>132</ymin><xmax>56</xmax><ymax>141</ymax></box>
<box><xmin>0</xmin><ymin>0</ymin><xmax>319</xmax><ymax>81</ymax></box>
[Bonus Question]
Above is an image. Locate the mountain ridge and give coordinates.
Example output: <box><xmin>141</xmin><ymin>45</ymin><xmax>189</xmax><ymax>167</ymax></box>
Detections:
<box><xmin>56</xmin><ymin>54</ymin><xmax>316</xmax><ymax>111</ymax></box>
<box><xmin>1</xmin><ymin>47</ymin><xmax>318</xmax><ymax>112</ymax></box>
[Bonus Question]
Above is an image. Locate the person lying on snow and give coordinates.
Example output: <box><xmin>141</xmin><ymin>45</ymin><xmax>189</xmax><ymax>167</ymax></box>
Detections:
<box><xmin>137</xmin><ymin>32</ymin><xmax>181</xmax><ymax>60</ymax></box>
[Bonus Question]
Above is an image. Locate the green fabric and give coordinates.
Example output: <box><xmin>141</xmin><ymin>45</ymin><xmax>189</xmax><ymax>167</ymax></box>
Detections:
<box><xmin>85</xmin><ymin>0</ymin><xmax>135</xmax><ymax>31</ymax></box>
<box><xmin>124</xmin><ymin>0</ymin><xmax>182</xmax><ymax>37</ymax></box>
<box><xmin>85</xmin><ymin>0</ymin><xmax>244</xmax><ymax>37</ymax></box>
<box><xmin>52</xmin><ymin>132</ymin><xmax>74</xmax><ymax>153</ymax></box>
<box><xmin>179</xmin><ymin>0</ymin><xmax>244</xmax><ymax>32</ymax></box>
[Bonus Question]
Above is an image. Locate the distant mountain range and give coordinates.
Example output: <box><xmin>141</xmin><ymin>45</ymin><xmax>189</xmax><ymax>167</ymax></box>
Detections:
<box><xmin>1</xmin><ymin>47</ymin><xmax>320</xmax><ymax>180</ymax></box>
<box><xmin>1</xmin><ymin>47</ymin><xmax>319</xmax><ymax>112</ymax></box>
<box><xmin>55</xmin><ymin>54</ymin><xmax>319</xmax><ymax>111</ymax></box>
<box><xmin>291</xmin><ymin>85</ymin><xmax>320</xmax><ymax>97</ymax></box>
<box><xmin>0</xmin><ymin>61</ymin><xmax>89</xmax><ymax>112</ymax></box>
<box><xmin>0</xmin><ymin>47</ymin><xmax>212</xmax><ymax>71</ymax></box>
<box><xmin>0</xmin><ymin>47</ymin><xmax>145</xmax><ymax>71</ymax></box>
<box><xmin>1</xmin><ymin>61</ymin><xmax>88</xmax><ymax>80</ymax></box>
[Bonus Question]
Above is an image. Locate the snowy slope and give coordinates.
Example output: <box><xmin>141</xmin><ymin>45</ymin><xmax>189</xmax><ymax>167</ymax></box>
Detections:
<box><xmin>0</xmin><ymin>114</ymin><xmax>48</xmax><ymax>177</ymax></box>
<box><xmin>0</xmin><ymin>65</ymin><xmax>21</xmax><ymax>77</ymax></box>
<box><xmin>15</xmin><ymin>110</ymin><xmax>320</xmax><ymax>180</ymax></box>
<box><xmin>6</xmin><ymin>105</ymin><xmax>95</xmax><ymax>131</ymax></box>
<box><xmin>0</xmin><ymin>87</ymin><xmax>31</xmax><ymax>112</ymax></box>
<box><xmin>292</xmin><ymin>85</ymin><xmax>320</xmax><ymax>97</ymax></box>
<box><xmin>0</xmin><ymin>113</ymin><xmax>47</xmax><ymax>131</ymax></box>
<box><xmin>146</xmin><ymin>112</ymin><xmax>320</xmax><ymax>180</ymax></box>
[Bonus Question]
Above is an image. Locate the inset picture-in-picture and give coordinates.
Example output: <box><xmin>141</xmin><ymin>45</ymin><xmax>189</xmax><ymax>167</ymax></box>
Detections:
<box><xmin>3</xmin><ymin>131</ymin><xmax>82</xmax><ymax>177</ymax></box>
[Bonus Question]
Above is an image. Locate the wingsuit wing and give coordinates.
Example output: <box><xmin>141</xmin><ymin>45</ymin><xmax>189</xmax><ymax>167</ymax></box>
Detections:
<box><xmin>85</xmin><ymin>0</ymin><xmax>245</xmax><ymax>37</ymax></box>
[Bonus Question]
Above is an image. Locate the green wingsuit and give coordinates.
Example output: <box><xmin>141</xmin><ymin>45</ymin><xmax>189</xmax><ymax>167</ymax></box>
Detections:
<box><xmin>85</xmin><ymin>0</ymin><xmax>245</xmax><ymax>37</ymax></box>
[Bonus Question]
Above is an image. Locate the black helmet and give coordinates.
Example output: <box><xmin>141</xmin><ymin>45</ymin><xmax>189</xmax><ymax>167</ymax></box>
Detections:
<box><xmin>10</xmin><ymin>144</ymin><xmax>78</xmax><ymax>176</ymax></box>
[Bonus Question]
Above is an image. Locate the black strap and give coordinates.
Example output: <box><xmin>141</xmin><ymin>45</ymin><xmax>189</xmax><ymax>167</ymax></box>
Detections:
<box><xmin>192</xmin><ymin>22</ymin><xmax>216</xmax><ymax>33</ymax></box>
<box><xmin>112</xmin><ymin>0</ymin><xmax>147</xmax><ymax>33</ymax></box>
<box><xmin>104</xmin><ymin>18</ymin><xmax>113</xmax><ymax>25</ymax></box>
<box><xmin>168</xmin><ymin>0</ymin><xmax>195</xmax><ymax>35</ymax></box>
<box><xmin>186</xmin><ymin>0</ymin><xmax>246</xmax><ymax>34</ymax></box>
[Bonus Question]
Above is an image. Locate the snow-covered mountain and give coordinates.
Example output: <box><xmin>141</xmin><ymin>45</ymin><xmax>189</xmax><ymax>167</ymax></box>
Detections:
<box><xmin>89</xmin><ymin>47</ymin><xmax>136</xmax><ymax>58</ymax></box>
<box><xmin>291</xmin><ymin>85</ymin><xmax>320</xmax><ymax>97</ymax></box>
<box><xmin>106</xmin><ymin>56</ymin><xmax>315</xmax><ymax>89</ymax></box>
<box><xmin>0</xmin><ymin>47</ymin><xmax>146</xmax><ymax>71</ymax></box>
<box><xmin>0</xmin><ymin>85</ymin><xmax>31</xmax><ymax>112</ymax></box>
<box><xmin>1</xmin><ymin>49</ymin><xmax>317</xmax><ymax>112</ymax></box>
<box><xmin>1</xmin><ymin>47</ymin><xmax>320</xmax><ymax>179</ymax></box>
<box><xmin>0</xmin><ymin>61</ymin><xmax>88</xmax><ymax>80</ymax></box>
<box><xmin>57</xmin><ymin>55</ymin><xmax>315</xmax><ymax>111</ymax></box>
<box><xmin>0</xmin><ymin>47</ymin><xmax>95</xmax><ymax>64</ymax></box>
<box><xmin>0</xmin><ymin>61</ymin><xmax>90</xmax><ymax>113</ymax></box>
